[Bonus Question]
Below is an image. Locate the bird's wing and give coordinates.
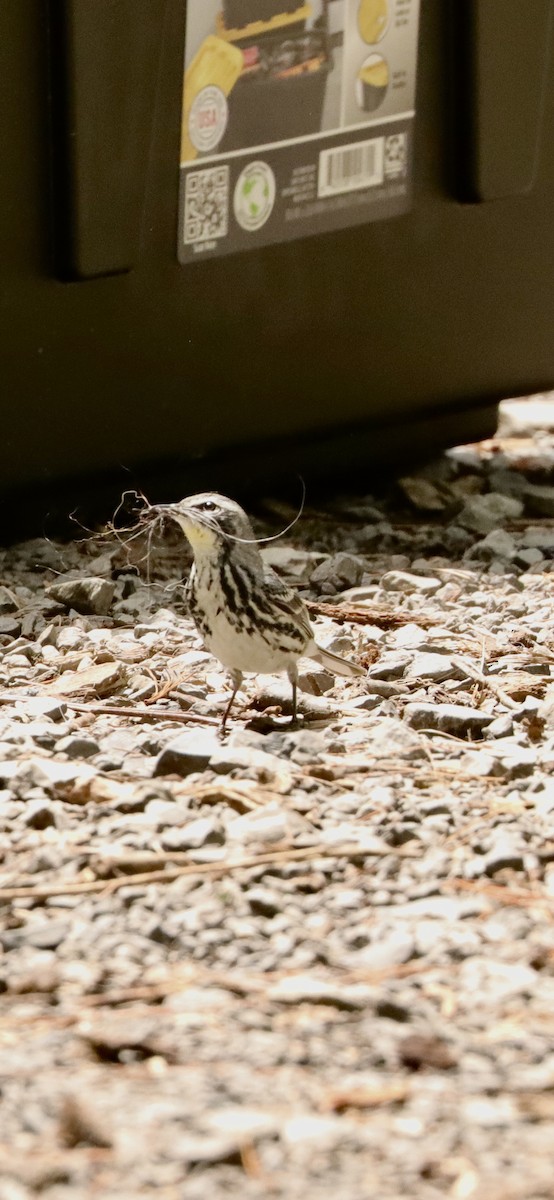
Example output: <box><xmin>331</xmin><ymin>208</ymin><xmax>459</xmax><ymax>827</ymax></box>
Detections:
<box><xmin>262</xmin><ymin>566</ymin><xmax>314</xmax><ymax>641</ymax></box>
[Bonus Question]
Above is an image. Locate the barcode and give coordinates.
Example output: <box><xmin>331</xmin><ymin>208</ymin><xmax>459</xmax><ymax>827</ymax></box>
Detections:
<box><xmin>318</xmin><ymin>138</ymin><xmax>384</xmax><ymax>198</ymax></box>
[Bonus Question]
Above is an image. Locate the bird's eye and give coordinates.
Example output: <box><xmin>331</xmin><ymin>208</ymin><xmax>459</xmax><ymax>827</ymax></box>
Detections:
<box><xmin>197</xmin><ymin>500</ymin><xmax>217</xmax><ymax>512</ymax></box>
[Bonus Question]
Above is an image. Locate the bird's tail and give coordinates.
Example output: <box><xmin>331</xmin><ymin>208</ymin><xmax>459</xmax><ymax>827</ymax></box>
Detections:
<box><xmin>312</xmin><ymin>643</ymin><xmax>366</xmax><ymax>679</ymax></box>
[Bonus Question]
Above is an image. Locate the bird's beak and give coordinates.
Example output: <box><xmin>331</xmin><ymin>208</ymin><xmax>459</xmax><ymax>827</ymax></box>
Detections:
<box><xmin>147</xmin><ymin>503</ymin><xmax>217</xmax><ymax>551</ymax></box>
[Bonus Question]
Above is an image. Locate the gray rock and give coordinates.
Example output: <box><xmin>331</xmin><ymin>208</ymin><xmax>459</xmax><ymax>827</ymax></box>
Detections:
<box><xmin>486</xmin><ymin>713</ymin><xmax>514</xmax><ymax>739</ymax></box>
<box><xmin>153</xmin><ymin>730</ymin><xmax>220</xmax><ymax>777</ymax></box>
<box><xmin>246</xmin><ymin>886</ymin><xmax>283</xmax><ymax>917</ymax></box>
<box><xmin>367</xmin><ymin>652</ymin><xmax>412</xmax><ymax>680</ymax></box>
<box><xmin>25</xmin><ymin>720</ymin><xmax>63</xmax><ymax>749</ymax></box>
<box><xmin>487</xmin><ymin>468</ymin><xmax>527</xmax><ymax>497</ymax></box>
<box><xmin>360</xmin><ymin>679</ymin><xmax>404</xmax><ymax>697</ymax></box>
<box><xmin>405</xmin><ymin>702</ymin><xmax>494</xmax><ymax>735</ymax></box>
<box><xmin>347</xmin><ymin>693</ymin><xmax>382</xmax><ymax>711</ymax></box>
<box><xmin>144</xmin><ymin>798</ymin><xmax>192</xmax><ymax>827</ymax></box>
<box><xmin>522</xmin><ymin>482</ymin><xmax>554</xmax><ymax>517</ymax></box>
<box><xmin>521</xmin><ymin>526</ymin><xmax>554</xmax><ymax>551</ymax></box>
<box><xmin>365</xmin><ymin>715</ymin><xmax>427</xmax><ymax>759</ymax></box>
<box><xmin>469</xmin><ymin>529</ymin><xmax>517</xmax><ymax>561</ymax></box>
<box><xmin>268</xmin><ymin>975</ymin><xmax>373</xmax><ymax>1009</ymax></box>
<box><xmin>261</xmin><ymin>546</ymin><xmax>325</xmax><ymax>577</ymax></box>
<box><xmin>482</xmin><ymin>834</ymin><xmax>527</xmax><ymax>876</ymax></box>
<box><xmin>515</xmin><ymin>546</ymin><xmax>544</xmax><ymax>567</ymax></box>
<box><xmin>404</xmin><ymin>652</ymin><xmax>457</xmax><ymax>681</ymax></box>
<box><xmin>165</xmin><ymin>1133</ymin><xmax>244</xmax><ymax>1166</ymax></box>
<box><xmin>3</xmin><ymin>947</ymin><xmax>61</xmax><ymax>994</ymax></box>
<box><xmin>47</xmin><ymin>576</ymin><xmax>115</xmax><ymax>615</ymax></box>
<box><xmin>12</xmin><ymin>757</ymin><xmax>97</xmax><ymax>797</ymax></box>
<box><xmin>446</xmin><ymin>444</ymin><xmax>483</xmax><ymax>469</ymax></box>
<box><xmin>458</xmin><ymin>749</ymin><xmax>498</xmax><ymax>776</ymax></box>
<box><xmin>22</xmin><ymin>797</ymin><xmax>57</xmax><ymax>829</ymax></box>
<box><xmin>458</xmin><ymin>956</ymin><xmax>537</xmax><ymax>1001</ymax></box>
<box><xmin>390</xmin><ymin>622</ymin><xmax>429</xmax><ymax>649</ymax></box>
<box><xmin>18</xmin><ymin>696</ymin><xmax>68</xmax><ymax>720</ymax></box>
<box><xmin>445</xmin><ymin>525</ymin><xmax>475</xmax><ymax>554</ymax></box>
<box><xmin>310</xmin><ymin>552</ymin><xmax>365</xmax><ymax>592</ymax></box>
<box><xmin>380</xmin><ymin>571</ymin><xmax>441</xmax><ymax>594</ymax></box>
<box><xmin>270</xmin><ymin>727</ymin><xmax>328</xmax><ymax>762</ymax></box>
<box><xmin>23</xmin><ymin>919</ymin><xmax>71</xmax><ymax>950</ymax></box>
<box><xmin>226</xmin><ymin>804</ymin><xmax>293</xmax><ymax>846</ymax></box>
<box><xmin>398</xmin><ymin>476</ymin><xmax>446</xmax><ymax>512</ymax></box>
<box><xmin>0</xmin><ymin>616</ymin><xmax>21</xmax><ymax>638</ymax></box>
<box><xmin>161</xmin><ymin>817</ymin><xmax>224</xmax><ymax>850</ymax></box>
<box><xmin>533</xmin><ymin>781</ymin><xmax>554</xmax><ymax>816</ymax></box>
<box><xmin>348</xmin><ymin>930</ymin><xmax>415</xmax><ymax>971</ymax></box>
<box><xmin>498</xmin><ymin>746</ymin><xmax>537</xmax><ymax>779</ymax></box>
<box><xmin>538</xmin><ymin>684</ymin><xmax>554</xmax><ymax>729</ymax></box>
<box><xmin>0</xmin><ymin>585</ymin><xmax>18</xmax><ymax>613</ymax></box>
<box><xmin>296</xmin><ymin>666</ymin><xmax>335</xmax><ymax>695</ymax></box>
<box><xmin>457</xmin><ymin>492</ymin><xmax>523</xmax><ymax>534</ymax></box>
<box><xmin>355</xmin><ymin>521</ymin><xmax>393</xmax><ymax>549</ymax></box>
<box><xmin>210</xmin><ymin>744</ymin><xmax>292</xmax><ymax>783</ymax></box>
<box><xmin>203</xmin><ymin>1106</ymin><xmax>280</xmax><ymax>1141</ymax></box>
<box><xmin>56</xmin><ymin>734</ymin><xmax>100</xmax><ymax>758</ymax></box>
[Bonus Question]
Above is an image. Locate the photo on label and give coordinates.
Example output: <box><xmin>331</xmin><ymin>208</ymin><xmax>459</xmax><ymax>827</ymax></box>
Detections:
<box><xmin>342</xmin><ymin>0</ymin><xmax>418</xmax><ymax>128</ymax></box>
<box><xmin>356</xmin><ymin>53</ymin><xmax>389</xmax><ymax>112</ymax></box>
<box><xmin>181</xmin><ymin>0</ymin><xmax>341</xmax><ymax>162</ymax></box>
<box><xmin>357</xmin><ymin>0</ymin><xmax>389</xmax><ymax>45</ymax></box>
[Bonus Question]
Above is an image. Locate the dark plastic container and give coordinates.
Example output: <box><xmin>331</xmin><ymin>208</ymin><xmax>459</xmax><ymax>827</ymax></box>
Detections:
<box><xmin>223</xmin><ymin>0</ymin><xmax>302</xmax><ymax>30</ymax></box>
<box><xmin>1</xmin><ymin>0</ymin><xmax>554</xmax><ymax>533</ymax></box>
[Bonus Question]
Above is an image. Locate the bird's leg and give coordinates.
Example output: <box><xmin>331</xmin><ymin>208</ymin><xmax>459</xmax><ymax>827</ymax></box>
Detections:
<box><xmin>220</xmin><ymin>669</ymin><xmax>243</xmax><ymax>735</ymax></box>
<box><xmin>287</xmin><ymin>664</ymin><xmax>299</xmax><ymax>726</ymax></box>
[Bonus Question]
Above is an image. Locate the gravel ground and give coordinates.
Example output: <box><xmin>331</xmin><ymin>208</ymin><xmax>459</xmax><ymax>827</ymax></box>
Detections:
<box><xmin>2</xmin><ymin>399</ymin><xmax>554</xmax><ymax>1199</ymax></box>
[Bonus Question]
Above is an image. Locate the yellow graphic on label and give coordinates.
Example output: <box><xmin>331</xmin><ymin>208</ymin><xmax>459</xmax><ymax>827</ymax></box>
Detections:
<box><xmin>181</xmin><ymin>35</ymin><xmax>243</xmax><ymax>163</ymax></box>
<box><xmin>357</xmin><ymin>0</ymin><xmax>388</xmax><ymax>44</ymax></box>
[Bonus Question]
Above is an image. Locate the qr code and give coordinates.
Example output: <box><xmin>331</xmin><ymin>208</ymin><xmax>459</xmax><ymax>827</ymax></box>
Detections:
<box><xmin>384</xmin><ymin>133</ymin><xmax>408</xmax><ymax>179</ymax></box>
<box><xmin>184</xmin><ymin>166</ymin><xmax>229</xmax><ymax>244</ymax></box>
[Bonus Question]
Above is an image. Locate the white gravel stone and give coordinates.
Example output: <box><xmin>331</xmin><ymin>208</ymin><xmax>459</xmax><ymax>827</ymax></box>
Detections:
<box><xmin>153</xmin><ymin>730</ymin><xmax>220</xmax><ymax>777</ymax></box>
<box><xmin>380</xmin><ymin>571</ymin><xmax>441</xmax><ymax>594</ymax></box>
<box><xmin>404</xmin><ymin>652</ymin><xmax>457</xmax><ymax>681</ymax></box>
<box><xmin>268</xmin><ymin>976</ymin><xmax>374</xmax><ymax>1009</ymax></box>
<box><xmin>364</xmin><ymin>715</ymin><xmax>427</xmax><ymax>759</ymax></box>
<box><xmin>17</xmin><ymin>696</ymin><xmax>68</xmax><ymax>722</ymax></box>
<box><xmin>497</xmin><ymin>395</ymin><xmax>554</xmax><ymax>436</ymax></box>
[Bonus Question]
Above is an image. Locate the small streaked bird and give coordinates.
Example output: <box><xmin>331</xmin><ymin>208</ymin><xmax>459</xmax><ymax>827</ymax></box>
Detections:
<box><xmin>149</xmin><ymin>492</ymin><xmax>365</xmax><ymax>729</ymax></box>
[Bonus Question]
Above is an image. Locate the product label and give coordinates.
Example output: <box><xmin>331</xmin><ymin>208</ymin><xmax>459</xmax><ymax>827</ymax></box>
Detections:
<box><xmin>178</xmin><ymin>0</ymin><xmax>420</xmax><ymax>262</ymax></box>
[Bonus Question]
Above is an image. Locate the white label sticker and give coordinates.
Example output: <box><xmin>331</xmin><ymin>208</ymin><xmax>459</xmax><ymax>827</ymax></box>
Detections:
<box><xmin>178</xmin><ymin>0</ymin><xmax>421</xmax><ymax>261</ymax></box>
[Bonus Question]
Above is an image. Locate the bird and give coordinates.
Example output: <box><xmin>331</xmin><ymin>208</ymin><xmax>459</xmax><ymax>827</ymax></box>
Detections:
<box><xmin>148</xmin><ymin>492</ymin><xmax>365</xmax><ymax>729</ymax></box>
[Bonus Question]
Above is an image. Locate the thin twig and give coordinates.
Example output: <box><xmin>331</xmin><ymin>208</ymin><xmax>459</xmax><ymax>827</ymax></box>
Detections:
<box><xmin>305</xmin><ymin>601</ymin><xmax>435</xmax><ymax>629</ymax></box>
<box><xmin>444</xmin><ymin>877</ymin><xmax>554</xmax><ymax>912</ymax></box>
<box><xmin>0</xmin><ymin>842</ymin><xmax>416</xmax><ymax>902</ymax></box>
<box><xmin>5</xmin><ymin>959</ymin><xmax>440</xmax><ymax>1017</ymax></box>
<box><xmin>0</xmin><ymin>694</ymin><xmax>220</xmax><ymax>726</ymax></box>
<box><xmin>450</xmin><ymin>655</ymin><xmax>521</xmax><ymax>710</ymax></box>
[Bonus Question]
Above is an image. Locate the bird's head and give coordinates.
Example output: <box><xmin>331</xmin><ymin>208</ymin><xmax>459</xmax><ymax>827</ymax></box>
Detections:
<box><xmin>147</xmin><ymin>493</ymin><xmax>256</xmax><ymax>555</ymax></box>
